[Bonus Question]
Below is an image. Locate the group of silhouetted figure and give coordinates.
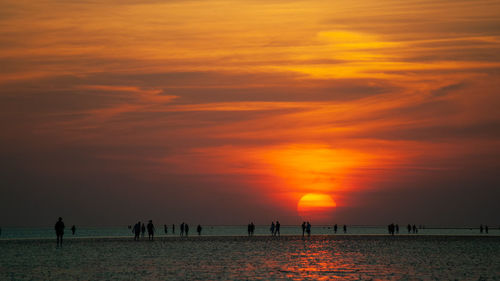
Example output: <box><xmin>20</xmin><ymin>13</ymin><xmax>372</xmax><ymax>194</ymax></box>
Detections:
<box><xmin>51</xmin><ymin>217</ymin><xmax>496</xmax><ymax>246</ymax></box>
<box><xmin>247</xmin><ymin>222</ymin><xmax>255</xmax><ymax>236</ymax></box>
<box><xmin>332</xmin><ymin>224</ymin><xmax>348</xmax><ymax>234</ymax></box>
<box><xmin>480</xmin><ymin>224</ymin><xmax>489</xmax><ymax>234</ymax></box>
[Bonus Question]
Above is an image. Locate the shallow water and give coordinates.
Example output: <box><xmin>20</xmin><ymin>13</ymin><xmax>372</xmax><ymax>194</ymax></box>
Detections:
<box><xmin>1</xmin><ymin>235</ymin><xmax>499</xmax><ymax>280</ymax></box>
<box><xmin>1</xmin><ymin>225</ymin><xmax>498</xmax><ymax>239</ymax></box>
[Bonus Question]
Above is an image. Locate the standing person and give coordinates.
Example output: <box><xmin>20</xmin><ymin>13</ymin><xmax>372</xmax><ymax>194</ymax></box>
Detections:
<box><xmin>185</xmin><ymin>224</ymin><xmax>189</xmax><ymax>236</ymax></box>
<box><xmin>71</xmin><ymin>225</ymin><xmax>76</xmax><ymax>235</ymax></box>
<box><xmin>407</xmin><ymin>224</ymin><xmax>411</xmax><ymax>234</ymax></box>
<box><xmin>480</xmin><ymin>224</ymin><xmax>484</xmax><ymax>233</ymax></box>
<box><xmin>270</xmin><ymin>222</ymin><xmax>275</xmax><ymax>236</ymax></box>
<box><xmin>197</xmin><ymin>224</ymin><xmax>202</xmax><ymax>235</ymax></box>
<box><xmin>250</xmin><ymin>222</ymin><xmax>255</xmax><ymax>236</ymax></box>
<box><xmin>395</xmin><ymin>224</ymin><xmax>399</xmax><ymax>234</ymax></box>
<box><xmin>133</xmin><ymin>222</ymin><xmax>141</xmax><ymax>240</ymax></box>
<box><xmin>141</xmin><ymin>223</ymin><xmax>146</xmax><ymax>237</ymax></box>
<box><xmin>180</xmin><ymin>223</ymin><xmax>185</xmax><ymax>236</ymax></box>
<box><xmin>275</xmin><ymin>221</ymin><xmax>281</xmax><ymax>237</ymax></box>
<box><xmin>247</xmin><ymin>223</ymin><xmax>252</xmax><ymax>236</ymax></box>
<box><xmin>306</xmin><ymin>222</ymin><xmax>311</xmax><ymax>237</ymax></box>
<box><xmin>485</xmin><ymin>225</ymin><xmax>489</xmax><ymax>234</ymax></box>
<box><xmin>54</xmin><ymin>217</ymin><xmax>65</xmax><ymax>247</ymax></box>
<box><xmin>412</xmin><ymin>224</ymin><xmax>417</xmax><ymax>234</ymax></box>
<box><xmin>301</xmin><ymin>222</ymin><xmax>306</xmax><ymax>237</ymax></box>
<box><xmin>343</xmin><ymin>225</ymin><xmax>347</xmax><ymax>233</ymax></box>
<box><xmin>164</xmin><ymin>224</ymin><xmax>168</xmax><ymax>234</ymax></box>
<box><xmin>147</xmin><ymin>220</ymin><xmax>155</xmax><ymax>241</ymax></box>
<box><xmin>172</xmin><ymin>224</ymin><xmax>175</xmax><ymax>234</ymax></box>
<box><xmin>334</xmin><ymin>224</ymin><xmax>338</xmax><ymax>234</ymax></box>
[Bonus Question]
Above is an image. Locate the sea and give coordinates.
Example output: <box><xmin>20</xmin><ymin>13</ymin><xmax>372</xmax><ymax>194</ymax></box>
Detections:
<box><xmin>1</xmin><ymin>226</ymin><xmax>499</xmax><ymax>280</ymax></box>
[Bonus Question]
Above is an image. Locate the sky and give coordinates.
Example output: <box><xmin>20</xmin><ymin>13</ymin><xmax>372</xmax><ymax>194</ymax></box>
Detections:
<box><xmin>1</xmin><ymin>0</ymin><xmax>500</xmax><ymax>227</ymax></box>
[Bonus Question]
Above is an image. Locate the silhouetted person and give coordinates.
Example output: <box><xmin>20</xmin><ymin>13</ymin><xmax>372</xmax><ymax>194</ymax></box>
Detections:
<box><xmin>164</xmin><ymin>224</ymin><xmax>168</xmax><ymax>234</ymax></box>
<box><xmin>147</xmin><ymin>220</ymin><xmax>155</xmax><ymax>240</ymax></box>
<box><xmin>270</xmin><ymin>222</ymin><xmax>275</xmax><ymax>236</ymax></box>
<box><xmin>54</xmin><ymin>217</ymin><xmax>65</xmax><ymax>247</ymax></box>
<box><xmin>485</xmin><ymin>225</ymin><xmax>489</xmax><ymax>234</ymax></box>
<box><xmin>197</xmin><ymin>224</ymin><xmax>202</xmax><ymax>235</ymax></box>
<box><xmin>412</xmin><ymin>224</ymin><xmax>417</xmax><ymax>234</ymax></box>
<box><xmin>180</xmin><ymin>223</ymin><xmax>185</xmax><ymax>236</ymax></box>
<box><xmin>301</xmin><ymin>222</ymin><xmax>306</xmax><ymax>237</ymax></box>
<box><xmin>172</xmin><ymin>224</ymin><xmax>175</xmax><ymax>234</ymax></box>
<box><xmin>71</xmin><ymin>225</ymin><xmax>76</xmax><ymax>235</ymax></box>
<box><xmin>407</xmin><ymin>224</ymin><xmax>411</xmax><ymax>234</ymax></box>
<box><xmin>343</xmin><ymin>225</ymin><xmax>347</xmax><ymax>233</ymax></box>
<box><xmin>247</xmin><ymin>223</ymin><xmax>252</xmax><ymax>236</ymax></box>
<box><xmin>141</xmin><ymin>223</ymin><xmax>146</xmax><ymax>237</ymax></box>
<box><xmin>334</xmin><ymin>224</ymin><xmax>338</xmax><ymax>234</ymax></box>
<box><xmin>395</xmin><ymin>224</ymin><xmax>399</xmax><ymax>234</ymax></box>
<box><xmin>480</xmin><ymin>224</ymin><xmax>484</xmax><ymax>233</ymax></box>
<box><xmin>275</xmin><ymin>221</ymin><xmax>281</xmax><ymax>236</ymax></box>
<box><xmin>306</xmin><ymin>222</ymin><xmax>311</xmax><ymax>236</ymax></box>
<box><xmin>133</xmin><ymin>222</ymin><xmax>141</xmax><ymax>240</ymax></box>
<box><xmin>250</xmin><ymin>222</ymin><xmax>255</xmax><ymax>236</ymax></box>
<box><xmin>185</xmin><ymin>224</ymin><xmax>189</xmax><ymax>236</ymax></box>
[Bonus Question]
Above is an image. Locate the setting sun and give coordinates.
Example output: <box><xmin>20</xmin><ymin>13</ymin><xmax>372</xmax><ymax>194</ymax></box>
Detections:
<box><xmin>297</xmin><ymin>193</ymin><xmax>337</xmax><ymax>222</ymax></box>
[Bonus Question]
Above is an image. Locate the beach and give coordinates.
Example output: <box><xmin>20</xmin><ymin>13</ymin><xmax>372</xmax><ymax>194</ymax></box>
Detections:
<box><xmin>2</xmin><ymin>234</ymin><xmax>499</xmax><ymax>280</ymax></box>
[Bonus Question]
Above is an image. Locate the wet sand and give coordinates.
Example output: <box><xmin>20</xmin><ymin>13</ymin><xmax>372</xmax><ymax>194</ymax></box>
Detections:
<box><xmin>1</xmin><ymin>235</ymin><xmax>499</xmax><ymax>280</ymax></box>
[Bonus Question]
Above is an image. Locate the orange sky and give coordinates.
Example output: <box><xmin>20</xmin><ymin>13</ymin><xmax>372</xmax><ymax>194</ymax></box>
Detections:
<box><xmin>1</xmin><ymin>0</ymin><xmax>500</xmax><ymax>226</ymax></box>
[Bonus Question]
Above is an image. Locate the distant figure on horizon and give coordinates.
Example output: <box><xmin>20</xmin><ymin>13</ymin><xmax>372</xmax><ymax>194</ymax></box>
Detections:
<box><xmin>197</xmin><ymin>224</ymin><xmax>202</xmax><ymax>235</ymax></box>
<box><xmin>270</xmin><ymin>222</ymin><xmax>275</xmax><ymax>236</ymax></box>
<box><xmin>164</xmin><ymin>224</ymin><xmax>168</xmax><ymax>234</ymax></box>
<box><xmin>250</xmin><ymin>222</ymin><xmax>255</xmax><ymax>236</ymax></box>
<box><xmin>407</xmin><ymin>224</ymin><xmax>411</xmax><ymax>234</ymax></box>
<box><xmin>301</xmin><ymin>222</ymin><xmax>306</xmax><ymax>237</ymax></box>
<box><xmin>185</xmin><ymin>223</ymin><xmax>189</xmax><ymax>236</ymax></box>
<box><xmin>412</xmin><ymin>224</ymin><xmax>417</xmax><ymax>234</ymax></box>
<box><xmin>133</xmin><ymin>222</ymin><xmax>141</xmax><ymax>240</ymax></box>
<box><xmin>388</xmin><ymin>223</ymin><xmax>394</xmax><ymax>235</ymax></box>
<box><xmin>54</xmin><ymin>217</ymin><xmax>65</xmax><ymax>247</ymax></box>
<box><xmin>248</xmin><ymin>223</ymin><xmax>252</xmax><ymax>236</ymax></box>
<box><xmin>71</xmin><ymin>225</ymin><xmax>76</xmax><ymax>235</ymax></box>
<box><xmin>180</xmin><ymin>223</ymin><xmax>185</xmax><ymax>236</ymax></box>
<box><xmin>306</xmin><ymin>222</ymin><xmax>311</xmax><ymax>237</ymax></box>
<box><xmin>147</xmin><ymin>220</ymin><xmax>155</xmax><ymax>240</ymax></box>
<box><xmin>141</xmin><ymin>223</ymin><xmax>146</xmax><ymax>237</ymax></box>
<box><xmin>334</xmin><ymin>224</ymin><xmax>338</xmax><ymax>234</ymax></box>
<box><xmin>480</xmin><ymin>224</ymin><xmax>484</xmax><ymax>233</ymax></box>
<box><xmin>343</xmin><ymin>225</ymin><xmax>347</xmax><ymax>233</ymax></box>
<box><xmin>395</xmin><ymin>224</ymin><xmax>399</xmax><ymax>234</ymax></box>
<box><xmin>172</xmin><ymin>224</ymin><xmax>175</xmax><ymax>234</ymax></box>
<box><xmin>275</xmin><ymin>221</ymin><xmax>281</xmax><ymax>236</ymax></box>
<box><xmin>485</xmin><ymin>225</ymin><xmax>489</xmax><ymax>234</ymax></box>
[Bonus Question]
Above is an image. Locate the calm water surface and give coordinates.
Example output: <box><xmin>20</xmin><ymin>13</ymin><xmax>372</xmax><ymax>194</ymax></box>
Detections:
<box><xmin>1</xmin><ymin>235</ymin><xmax>499</xmax><ymax>280</ymax></box>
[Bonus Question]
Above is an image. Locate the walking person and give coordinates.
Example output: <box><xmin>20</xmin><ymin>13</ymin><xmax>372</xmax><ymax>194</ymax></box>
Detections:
<box><xmin>71</xmin><ymin>225</ymin><xmax>76</xmax><ymax>235</ymax></box>
<box><xmin>55</xmin><ymin>217</ymin><xmax>65</xmax><ymax>247</ymax></box>
<box><xmin>147</xmin><ymin>220</ymin><xmax>155</xmax><ymax>241</ymax></box>
<box><xmin>301</xmin><ymin>222</ymin><xmax>306</xmax><ymax>237</ymax></box>
<box><xmin>185</xmin><ymin>223</ymin><xmax>189</xmax><ymax>236</ymax></box>
<box><xmin>275</xmin><ymin>221</ymin><xmax>281</xmax><ymax>237</ymax></box>
<box><xmin>197</xmin><ymin>224</ymin><xmax>202</xmax><ymax>235</ymax></box>
<box><xmin>270</xmin><ymin>222</ymin><xmax>275</xmax><ymax>236</ymax></box>
<box><xmin>141</xmin><ymin>223</ymin><xmax>146</xmax><ymax>237</ymax></box>
<box><xmin>133</xmin><ymin>222</ymin><xmax>141</xmax><ymax>240</ymax></box>
<box><xmin>334</xmin><ymin>224</ymin><xmax>338</xmax><ymax>234</ymax></box>
<box><xmin>180</xmin><ymin>223</ymin><xmax>185</xmax><ymax>236</ymax></box>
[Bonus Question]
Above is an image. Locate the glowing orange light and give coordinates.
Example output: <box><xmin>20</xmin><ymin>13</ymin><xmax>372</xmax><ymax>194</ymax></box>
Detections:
<box><xmin>297</xmin><ymin>193</ymin><xmax>336</xmax><ymax>223</ymax></box>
